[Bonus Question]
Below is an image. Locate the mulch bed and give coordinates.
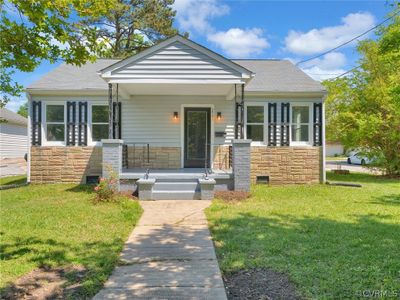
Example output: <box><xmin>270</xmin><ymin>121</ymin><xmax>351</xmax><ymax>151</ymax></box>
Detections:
<box><xmin>223</xmin><ymin>268</ymin><xmax>301</xmax><ymax>300</ymax></box>
<box><xmin>214</xmin><ymin>191</ymin><xmax>251</xmax><ymax>202</ymax></box>
<box><xmin>1</xmin><ymin>265</ymin><xmax>87</xmax><ymax>300</ymax></box>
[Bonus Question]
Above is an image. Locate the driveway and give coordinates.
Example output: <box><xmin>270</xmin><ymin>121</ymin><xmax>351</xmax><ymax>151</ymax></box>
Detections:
<box><xmin>94</xmin><ymin>200</ymin><xmax>227</xmax><ymax>300</ymax></box>
<box><xmin>0</xmin><ymin>158</ymin><xmax>26</xmax><ymax>177</ymax></box>
<box><xmin>326</xmin><ymin>160</ymin><xmax>378</xmax><ymax>174</ymax></box>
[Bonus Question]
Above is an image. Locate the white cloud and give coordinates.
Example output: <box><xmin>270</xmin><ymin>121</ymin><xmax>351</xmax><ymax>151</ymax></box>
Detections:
<box><xmin>173</xmin><ymin>0</ymin><xmax>229</xmax><ymax>34</ymax></box>
<box><xmin>300</xmin><ymin>52</ymin><xmax>347</xmax><ymax>81</ymax></box>
<box><xmin>285</xmin><ymin>12</ymin><xmax>376</xmax><ymax>55</ymax></box>
<box><xmin>207</xmin><ymin>28</ymin><xmax>269</xmax><ymax>58</ymax></box>
<box><xmin>173</xmin><ymin>0</ymin><xmax>269</xmax><ymax>58</ymax></box>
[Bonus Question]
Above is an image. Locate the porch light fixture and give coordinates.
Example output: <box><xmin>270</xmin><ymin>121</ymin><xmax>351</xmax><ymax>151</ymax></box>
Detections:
<box><xmin>217</xmin><ymin>112</ymin><xmax>222</xmax><ymax>120</ymax></box>
<box><xmin>173</xmin><ymin>112</ymin><xmax>179</xmax><ymax>120</ymax></box>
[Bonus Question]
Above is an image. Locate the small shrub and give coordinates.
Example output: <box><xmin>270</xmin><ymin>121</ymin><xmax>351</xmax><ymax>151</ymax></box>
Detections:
<box><xmin>215</xmin><ymin>191</ymin><xmax>251</xmax><ymax>202</ymax></box>
<box><xmin>93</xmin><ymin>169</ymin><xmax>118</xmax><ymax>202</ymax></box>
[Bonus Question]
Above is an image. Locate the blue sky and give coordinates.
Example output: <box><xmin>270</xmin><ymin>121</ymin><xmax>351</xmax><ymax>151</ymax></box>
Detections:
<box><xmin>7</xmin><ymin>0</ymin><xmax>393</xmax><ymax>112</ymax></box>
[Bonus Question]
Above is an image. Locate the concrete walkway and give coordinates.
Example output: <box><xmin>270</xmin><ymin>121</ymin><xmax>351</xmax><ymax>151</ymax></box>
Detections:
<box><xmin>94</xmin><ymin>200</ymin><xmax>227</xmax><ymax>300</ymax></box>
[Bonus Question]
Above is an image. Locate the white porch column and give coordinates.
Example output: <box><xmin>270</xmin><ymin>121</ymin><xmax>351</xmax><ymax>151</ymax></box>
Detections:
<box><xmin>102</xmin><ymin>139</ymin><xmax>123</xmax><ymax>189</ymax></box>
<box><xmin>232</xmin><ymin>139</ymin><xmax>252</xmax><ymax>192</ymax></box>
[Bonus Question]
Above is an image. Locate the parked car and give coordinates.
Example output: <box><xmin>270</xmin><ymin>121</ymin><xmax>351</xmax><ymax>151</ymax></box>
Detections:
<box><xmin>347</xmin><ymin>151</ymin><xmax>372</xmax><ymax>165</ymax></box>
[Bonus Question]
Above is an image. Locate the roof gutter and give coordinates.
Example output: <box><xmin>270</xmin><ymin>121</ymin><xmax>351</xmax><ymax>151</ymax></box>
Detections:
<box><xmin>244</xmin><ymin>90</ymin><xmax>327</xmax><ymax>98</ymax></box>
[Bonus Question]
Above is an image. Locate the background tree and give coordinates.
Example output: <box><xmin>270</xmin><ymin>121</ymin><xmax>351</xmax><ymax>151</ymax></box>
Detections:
<box><xmin>323</xmin><ymin>9</ymin><xmax>400</xmax><ymax>175</ymax></box>
<box><xmin>17</xmin><ymin>101</ymin><xmax>28</xmax><ymax>118</ymax></box>
<box><xmin>0</xmin><ymin>0</ymin><xmax>115</xmax><ymax>107</ymax></box>
<box><xmin>1</xmin><ymin>0</ymin><xmax>179</xmax><ymax>108</ymax></box>
<box><xmin>86</xmin><ymin>0</ymin><xmax>178</xmax><ymax>58</ymax></box>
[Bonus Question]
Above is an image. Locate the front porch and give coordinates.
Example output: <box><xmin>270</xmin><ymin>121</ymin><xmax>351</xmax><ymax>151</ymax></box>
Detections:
<box><xmin>102</xmin><ymin>139</ymin><xmax>251</xmax><ymax>200</ymax></box>
<box><xmin>95</xmin><ymin>35</ymin><xmax>254</xmax><ymax>200</ymax></box>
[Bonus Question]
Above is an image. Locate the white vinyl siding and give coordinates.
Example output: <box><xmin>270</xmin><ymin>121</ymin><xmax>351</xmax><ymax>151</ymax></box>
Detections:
<box><xmin>29</xmin><ymin>95</ymin><xmax>235</xmax><ymax>148</ymax></box>
<box><xmin>110</xmin><ymin>42</ymin><xmax>242</xmax><ymax>82</ymax></box>
<box><xmin>0</xmin><ymin>124</ymin><xmax>28</xmax><ymax>159</ymax></box>
<box><xmin>121</xmin><ymin>95</ymin><xmax>235</xmax><ymax>146</ymax></box>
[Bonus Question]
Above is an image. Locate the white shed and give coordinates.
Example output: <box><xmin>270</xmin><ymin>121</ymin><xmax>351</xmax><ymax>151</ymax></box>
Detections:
<box><xmin>0</xmin><ymin>107</ymin><xmax>28</xmax><ymax>159</ymax></box>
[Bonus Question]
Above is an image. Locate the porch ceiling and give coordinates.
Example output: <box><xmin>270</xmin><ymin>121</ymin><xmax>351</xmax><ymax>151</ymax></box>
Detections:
<box><xmin>119</xmin><ymin>83</ymin><xmax>235</xmax><ymax>97</ymax></box>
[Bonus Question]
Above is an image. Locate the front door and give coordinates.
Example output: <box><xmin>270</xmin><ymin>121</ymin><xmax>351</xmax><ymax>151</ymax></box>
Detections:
<box><xmin>184</xmin><ymin>107</ymin><xmax>211</xmax><ymax>168</ymax></box>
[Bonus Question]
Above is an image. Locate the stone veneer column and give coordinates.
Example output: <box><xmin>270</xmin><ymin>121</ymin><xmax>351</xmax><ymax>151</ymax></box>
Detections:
<box><xmin>232</xmin><ymin>139</ymin><xmax>252</xmax><ymax>192</ymax></box>
<box><xmin>102</xmin><ymin>139</ymin><xmax>123</xmax><ymax>189</ymax></box>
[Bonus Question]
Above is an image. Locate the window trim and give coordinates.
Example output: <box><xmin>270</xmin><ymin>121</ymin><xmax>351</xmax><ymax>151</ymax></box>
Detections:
<box><xmin>244</xmin><ymin>103</ymin><xmax>267</xmax><ymax>145</ymax></box>
<box><xmin>89</xmin><ymin>103</ymin><xmax>109</xmax><ymax>145</ymax></box>
<box><xmin>290</xmin><ymin>103</ymin><xmax>312</xmax><ymax>146</ymax></box>
<box><xmin>44</xmin><ymin>102</ymin><xmax>66</xmax><ymax>146</ymax></box>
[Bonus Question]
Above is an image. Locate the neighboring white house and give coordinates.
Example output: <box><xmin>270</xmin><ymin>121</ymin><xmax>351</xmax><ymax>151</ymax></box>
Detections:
<box><xmin>326</xmin><ymin>141</ymin><xmax>345</xmax><ymax>157</ymax></box>
<box><xmin>0</xmin><ymin>107</ymin><xmax>28</xmax><ymax>159</ymax></box>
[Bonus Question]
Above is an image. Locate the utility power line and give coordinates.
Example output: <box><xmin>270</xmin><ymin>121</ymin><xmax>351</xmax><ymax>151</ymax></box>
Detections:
<box><xmin>329</xmin><ymin>66</ymin><xmax>361</xmax><ymax>80</ymax></box>
<box><xmin>296</xmin><ymin>10</ymin><xmax>400</xmax><ymax>66</ymax></box>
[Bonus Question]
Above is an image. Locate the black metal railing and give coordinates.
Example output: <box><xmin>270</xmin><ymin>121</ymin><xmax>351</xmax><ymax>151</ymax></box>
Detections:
<box><xmin>122</xmin><ymin>142</ymin><xmax>233</xmax><ymax>171</ymax></box>
<box><xmin>122</xmin><ymin>143</ymin><xmax>150</xmax><ymax>169</ymax></box>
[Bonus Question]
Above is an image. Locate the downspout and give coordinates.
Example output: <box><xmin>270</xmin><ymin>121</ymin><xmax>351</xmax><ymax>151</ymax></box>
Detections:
<box><xmin>322</xmin><ymin>93</ymin><xmax>327</xmax><ymax>183</ymax></box>
<box><xmin>26</xmin><ymin>92</ymin><xmax>32</xmax><ymax>183</ymax></box>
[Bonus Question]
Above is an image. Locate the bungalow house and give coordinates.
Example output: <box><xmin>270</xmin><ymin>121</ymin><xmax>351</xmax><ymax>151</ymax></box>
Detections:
<box><xmin>26</xmin><ymin>35</ymin><xmax>326</xmax><ymax>200</ymax></box>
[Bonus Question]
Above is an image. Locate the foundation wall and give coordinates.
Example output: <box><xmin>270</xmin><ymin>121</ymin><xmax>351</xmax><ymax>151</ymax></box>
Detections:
<box><xmin>251</xmin><ymin>147</ymin><xmax>321</xmax><ymax>184</ymax></box>
<box><xmin>30</xmin><ymin>146</ymin><xmax>102</xmax><ymax>184</ymax></box>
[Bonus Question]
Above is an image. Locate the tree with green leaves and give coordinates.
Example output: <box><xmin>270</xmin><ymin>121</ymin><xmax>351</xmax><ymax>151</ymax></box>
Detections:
<box><xmin>0</xmin><ymin>0</ymin><xmax>115</xmax><ymax>107</ymax></box>
<box><xmin>17</xmin><ymin>101</ymin><xmax>28</xmax><ymax>118</ymax></box>
<box><xmin>0</xmin><ymin>0</ymin><xmax>179</xmax><ymax>108</ymax></box>
<box><xmin>86</xmin><ymin>0</ymin><xmax>178</xmax><ymax>58</ymax></box>
<box><xmin>323</xmin><ymin>9</ymin><xmax>400</xmax><ymax>175</ymax></box>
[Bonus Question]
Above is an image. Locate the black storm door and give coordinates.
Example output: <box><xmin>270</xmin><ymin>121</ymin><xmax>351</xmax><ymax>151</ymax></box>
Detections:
<box><xmin>184</xmin><ymin>107</ymin><xmax>211</xmax><ymax>168</ymax></box>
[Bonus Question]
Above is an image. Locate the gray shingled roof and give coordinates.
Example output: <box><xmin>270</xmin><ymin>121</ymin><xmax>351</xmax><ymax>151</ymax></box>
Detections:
<box><xmin>27</xmin><ymin>58</ymin><xmax>325</xmax><ymax>93</ymax></box>
<box><xmin>27</xmin><ymin>59</ymin><xmax>118</xmax><ymax>91</ymax></box>
<box><xmin>0</xmin><ymin>107</ymin><xmax>27</xmax><ymax>126</ymax></box>
<box><xmin>233</xmin><ymin>60</ymin><xmax>325</xmax><ymax>93</ymax></box>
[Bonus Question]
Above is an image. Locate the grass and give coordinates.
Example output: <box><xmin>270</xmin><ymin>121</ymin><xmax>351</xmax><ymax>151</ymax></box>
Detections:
<box><xmin>206</xmin><ymin>172</ymin><xmax>400</xmax><ymax>299</ymax></box>
<box><xmin>326</xmin><ymin>155</ymin><xmax>347</xmax><ymax>161</ymax></box>
<box><xmin>0</xmin><ymin>175</ymin><xmax>27</xmax><ymax>186</ymax></box>
<box><xmin>0</xmin><ymin>184</ymin><xmax>142</xmax><ymax>297</ymax></box>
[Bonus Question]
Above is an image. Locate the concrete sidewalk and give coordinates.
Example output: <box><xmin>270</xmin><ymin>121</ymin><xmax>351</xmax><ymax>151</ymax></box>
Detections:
<box><xmin>94</xmin><ymin>200</ymin><xmax>227</xmax><ymax>300</ymax></box>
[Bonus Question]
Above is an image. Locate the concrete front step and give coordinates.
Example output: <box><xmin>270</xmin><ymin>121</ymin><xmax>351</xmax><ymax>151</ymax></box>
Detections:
<box><xmin>152</xmin><ymin>190</ymin><xmax>201</xmax><ymax>200</ymax></box>
<box><xmin>153</xmin><ymin>181</ymin><xmax>199</xmax><ymax>192</ymax></box>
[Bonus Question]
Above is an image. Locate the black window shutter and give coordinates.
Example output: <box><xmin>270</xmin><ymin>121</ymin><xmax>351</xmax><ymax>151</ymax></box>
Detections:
<box><xmin>66</xmin><ymin>101</ymin><xmax>76</xmax><ymax>146</ymax></box>
<box><xmin>313</xmin><ymin>103</ymin><xmax>323</xmax><ymax>146</ymax></box>
<box><xmin>112</xmin><ymin>102</ymin><xmax>121</xmax><ymax>139</ymax></box>
<box><xmin>268</xmin><ymin>103</ymin><xmax>277</xmax><ymax>146</ymax></box>
<box><xmin>31</xmin><ymin>101</ymin><xmax>42</xmax><ymax>145</ymax></box>
<box><xmin>78</xmin><ymin>102</ymin><xmax>88</xmax><ymax>146</ymax></box>
<box><xmin>281</xmin><ymin>103</ymin><xmax>290</xmax><ymax>146</ymax></box>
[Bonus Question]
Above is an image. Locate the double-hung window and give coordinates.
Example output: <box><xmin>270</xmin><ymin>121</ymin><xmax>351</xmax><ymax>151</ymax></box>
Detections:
<box><xmin>291</xmin><ymin>105</ymin><xmax>310</xmax><ymax>145</ymax></box>
<box><xmin>46</xmin><ymin>104</ymin><xmax>65</xmax><ymax>143</ymax></box>
<box><xmin>246</xmin><ymin>106</ymin><xmax>264</xmax><ymax>142</ymax></box>
<box><xmin>91</xmin><ymin>105</ymin><xmax>109</xmax><ymax>142</ymax></box>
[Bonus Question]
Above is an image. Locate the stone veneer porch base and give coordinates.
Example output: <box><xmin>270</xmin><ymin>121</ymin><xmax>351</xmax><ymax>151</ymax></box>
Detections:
<box><xmin>251</xmin><ymin>146</ymin><xmax>321</xmax><ymax>184</ymax></box>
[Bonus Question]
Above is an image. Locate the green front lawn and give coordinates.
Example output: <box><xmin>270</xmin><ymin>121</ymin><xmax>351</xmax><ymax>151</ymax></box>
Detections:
<box><xmin>206</xmin><ymin>172</ymin><xmax>400</xmax><ymax>299</ymax></box>
<box><xmin>0</xmin><ymin>184</ymin><xmax>142</xmax><ymax>297</ymax></box>
<box><xmin>0</xmin><ymin>175</ymin><xmax>27</xmax><ymax>186</ymax></box>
